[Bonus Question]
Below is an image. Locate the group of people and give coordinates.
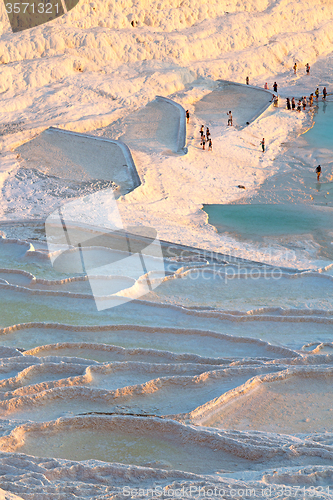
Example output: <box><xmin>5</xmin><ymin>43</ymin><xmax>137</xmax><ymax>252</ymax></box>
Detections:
<box><xmin>286</xmin><ymin>87</ymin><xmax>328</xmax><ymax>111</ymax></box>
<box><xmin>200</xmin><ymin>125</ymin><xmax>213</xmax><ymax>151</ymax></box>
<box><xmin>194</xmin><ymin>69</ymin><xmax>328</xmax><ymax>160</ymax></box>
<box><xmin>286</xmin><ymin>96</ymin><xmax>310</xmax><ymax>111</ymax></box>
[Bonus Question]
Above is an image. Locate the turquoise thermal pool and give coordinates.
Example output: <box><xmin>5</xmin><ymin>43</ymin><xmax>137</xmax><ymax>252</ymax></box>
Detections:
<box><xmin>204</xmin><ymin>203</ymin><xmax>332</xmax><ymax>238</ymax></box>
<box><xmin>303</xmin><ymin>101</ymin><xmax>333</xmax><ymax>151</ymax></box>
<box><xmin>204</xmin><ymin>203</ymin><xmax>333</xmax><ymax>261</ymax></box>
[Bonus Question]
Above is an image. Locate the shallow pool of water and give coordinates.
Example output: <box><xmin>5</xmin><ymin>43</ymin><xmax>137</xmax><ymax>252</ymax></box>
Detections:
<box><xmin>204</xmin><ymin>203</ymin><xmax>333</xmax><ymax>261</ymax></box>
<box><xmin>198</xmin><ymin>369</ymin><xmax>333</xmax><ymax>435</ymax></box>
<box><xmin>194</xmin><ymin>82</ymin><xmax>272</xmax><ymax>128</ymax></box>
<box><xmin>145</xmin><ymin>271</ymin><xmax>333</xmax><ymax>312</ymax></box>
<box><xmin>303</xmin><ymin>101</ymin><xmax>333</xmax><ymax>151</ymax></box>
<box><xmin>16</xmin><ymin>128</ymin><xmax>139</xmax><ymax>197</ymax></box>
<box><xmin>0</xmin><ymin>416</ymin><xmax>284</xmax><ymax>473</ymax></box>
<box><xmin>1</xmin><ymin>308</ymin><xmax>333</xmax><ymax>353</ymax></box>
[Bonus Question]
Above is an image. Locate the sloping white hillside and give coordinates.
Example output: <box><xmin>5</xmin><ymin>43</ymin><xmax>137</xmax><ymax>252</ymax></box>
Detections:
<box><xmin>0</xmin><ymin>1</ymin><xmax>332</xmax><ymax>100</ymax></box>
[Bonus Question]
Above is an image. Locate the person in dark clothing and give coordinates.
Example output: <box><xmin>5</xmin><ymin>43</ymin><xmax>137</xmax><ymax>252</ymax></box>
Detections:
<box><xmin>286</xmin><ymin>98</ymin><xmax>291</xmax><ymax>110</ymax></box>
<box><xmin>186</xmin><ymin>110</ymin><xmax>190</xmax><ymax>123</ymax></box>
<box><xmin>291</xmin><ymin>97</ymin><xmax>296</xmax><ymax>110</ymax></box>
<box><xmin>316</xmin><ymin>165</ymin><xmax>321</xmax><ymax>181</ymax></box>
<box><xmin>323</xmin><ymin>87</ymin><xmax>327</xmax><ymax>99</ymax></box>
<box><xmin>246</xmin><ymin>76</ymin><xmax>249</xmax><ymax>85</ymax></box>
<box><xmin>200</xmin><ymin>125</ymin><xmax>204</xmax><ymax>141</ymax></box>
<box><xmin>260</xmin><ymin>138</ymin><xmax>265</xmax><ymax>152</ymax></box>
<box><xmin>273</xmin><ymin>82</ymin><xmax>278</xmax><ymax>93</ymax></box>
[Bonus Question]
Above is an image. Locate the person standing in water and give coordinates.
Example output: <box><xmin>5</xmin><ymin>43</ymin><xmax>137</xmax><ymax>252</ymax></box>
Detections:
<box><xmin>227</xmin><ymin>111</ymin><xmax>233</xmax><ymax>126</ymax></box>
<box><xmin>292</xmin><ymin>97</ymin><xmax>296</xmax><ymax>110</ymax></box>
<box><xmin>323</xmin><ymin>87</ymin><xmax>327</xmax><ymax>99</ymax></box>
<box><xmin>260</xmin><ymin>138</ymin><xmax>265</xmax><ymax>152</ymax></box>
<box><xmin>286</xmin><ymin>98</ymin><xmax>291</xmax><ymax>110</ymax></box>
<box><xmin>315</xmin><ymin>88</ymin><xmax>319</xmax><ymax>100</ymax></box>
<box><xmin>316</xmin><ymin>165</ymin><xmax>321</xmax><ymax>181</ymax></box>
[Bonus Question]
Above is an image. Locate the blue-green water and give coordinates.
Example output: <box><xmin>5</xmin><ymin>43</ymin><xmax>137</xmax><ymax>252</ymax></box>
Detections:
<box><xmin>204</xmin><ymin>204</ymin><xmax>332</xmax><ymax>238</ymax></box>
<box><xmin>303</xmin><ymin>101</ymin><xmax>333</xmax><ymax>150</ymax></box>
<box><xmin>204</xmin><ymin>204</ymin><xmax>333</xmax><ymax>260</ymax></box>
